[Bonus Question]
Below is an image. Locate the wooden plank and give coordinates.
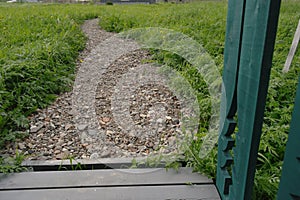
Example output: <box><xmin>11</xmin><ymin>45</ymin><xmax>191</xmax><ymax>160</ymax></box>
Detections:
<box><xmin>0</xmin><ymin>185</ymin><xmax>220</xmax><ymax>200</ymax></box>
<box><xmin>0</xmin><ymin>168</ymin><xmax>212</xmax><ymax>190</ymax></box>
<box><xmin>283</xmin><ymin>20</ymin><xmax>300</xmax><ymax>73</ymax></box>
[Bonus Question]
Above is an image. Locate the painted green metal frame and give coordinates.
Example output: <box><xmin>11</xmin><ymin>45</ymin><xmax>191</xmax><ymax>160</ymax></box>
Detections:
<box><xmin>277</xmin><ymin>76</ymin><xmax>300</xmax><ymax>200</ymax></box>
<box><xmin>216</xmin><ymin>0</ymin><xmax>281</xmax><ymax>199</ymax></box>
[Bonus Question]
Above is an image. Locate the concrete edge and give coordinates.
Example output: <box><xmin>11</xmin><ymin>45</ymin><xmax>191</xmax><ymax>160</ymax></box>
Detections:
<box><xmin>21</xmin><ymin>157</ymin><xmax>169</xmax><ymax>171</ymax></box>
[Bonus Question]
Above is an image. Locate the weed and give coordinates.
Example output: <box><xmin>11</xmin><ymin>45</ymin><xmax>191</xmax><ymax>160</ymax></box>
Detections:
<box><xmin>0</xmin><ymin>151</ymin><xmax>27</xmax><ymax>173</ymax></box>
<box><xmin>58</xmin><ymin>156</ymin><xmax>85</xmax><ymax>171</ymax></box>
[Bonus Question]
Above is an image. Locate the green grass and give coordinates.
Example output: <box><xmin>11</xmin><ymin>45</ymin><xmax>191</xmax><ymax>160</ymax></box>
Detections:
<box><xmin>0</xmin><ymin>4</ymin><xmax>98</xmax><ymax>146</ymax></box>
<box><xmin>0</xmin><ymin>150</ymin><xmax>27</xmax><ymax>173</ymax></box>
<box><xmin>0</xmin><ymin>2</ymin><xmax>299</xmax><ymax>199</ymax></box>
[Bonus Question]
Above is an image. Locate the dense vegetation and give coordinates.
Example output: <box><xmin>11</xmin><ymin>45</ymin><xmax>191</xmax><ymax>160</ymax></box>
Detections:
<box><xmin>0</xmin><ymin>1</ymin><xmax>299</xmax><ymax>199</ymax></box>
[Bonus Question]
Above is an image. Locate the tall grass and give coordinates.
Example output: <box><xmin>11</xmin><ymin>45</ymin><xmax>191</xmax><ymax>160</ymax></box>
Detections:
<box><xmin>0</xmin><ymin>4</ymin><xmax>99</xmax><ymax>146</ymax></box>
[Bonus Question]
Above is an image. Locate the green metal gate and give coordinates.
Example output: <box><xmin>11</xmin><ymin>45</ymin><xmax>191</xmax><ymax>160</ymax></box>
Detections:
<box><xmin>215</xmin><ymin>0</ymin><xmax>299</xmax><ymax>199</ymax></box>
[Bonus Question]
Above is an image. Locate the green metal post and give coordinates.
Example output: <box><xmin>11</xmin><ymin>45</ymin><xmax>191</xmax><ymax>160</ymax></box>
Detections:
<box><xmin>216</xmin><ymin>0</ymin><xmax>245</xmax><ymax>197</ymax></box>
<box><xmin>277</xmin><ymin>76</ymin><xmax>300</xmax><ymax>200</ymax></box>
<box><xmin>216</xmin><ymin>1</ymin><xmax>281</xmax><ymax>199</ymax></box>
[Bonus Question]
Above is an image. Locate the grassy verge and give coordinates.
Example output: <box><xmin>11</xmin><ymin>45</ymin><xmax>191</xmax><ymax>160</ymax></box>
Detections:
<box><xmin>0</xmin><ymin>4</ymin><xmax>99</xmax><ymax>147</ymax></box>
<box><xmin>0</xmin><ymin>2</ymin><xmax>299</xmax><ymax>199</ymax></box>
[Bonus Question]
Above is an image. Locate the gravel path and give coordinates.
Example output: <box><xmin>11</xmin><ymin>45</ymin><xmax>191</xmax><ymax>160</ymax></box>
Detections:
<box><xmin>0</xmin><ymin>19</ymin><xmax>188</xmax><ymax>161</ymax></box>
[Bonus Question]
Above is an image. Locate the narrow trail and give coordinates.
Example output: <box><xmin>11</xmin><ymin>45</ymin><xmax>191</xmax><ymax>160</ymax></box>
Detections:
<box><xmin>1</xmin><ymin>19</ymin><xmax>186</xmax><ymax>161</ymax></box>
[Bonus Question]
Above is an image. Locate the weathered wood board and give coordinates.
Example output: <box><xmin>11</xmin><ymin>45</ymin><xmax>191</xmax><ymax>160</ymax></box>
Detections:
<box><xmin>0</xmin><ymin>167</ymin><xmax>220</xmax><ymax>200</ymax></box>
<box><xmin>0</xmin><ymin>185</ymin><xmax>220</xmax><ymax>200</ymax></box>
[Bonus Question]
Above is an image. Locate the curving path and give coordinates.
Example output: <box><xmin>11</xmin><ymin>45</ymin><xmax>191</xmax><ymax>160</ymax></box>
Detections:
<box><xmin>1</xmin><ymin>19</ymin><xmax>191</xmax><ymax>161</ymax></box>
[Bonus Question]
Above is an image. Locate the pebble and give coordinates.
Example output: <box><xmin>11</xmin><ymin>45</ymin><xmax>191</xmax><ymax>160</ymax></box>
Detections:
<box><xmin>156</xmin><ymin>118</ymin><xmax>164</xmax><ymax>124</ymax></box>
<box><xmin>82</xmin><ymin>143</ymin><xmax>89</xmax><ymax>147</ymax></box>
<box><xmin>54</xmin><ymin>150</ymin><xmax>61</xmax><ymax>154</ymax></box>
<box><xmin>100</xmin><ymin>150</ymin><xmax>111</xmax><ymax>158</ymax></box>
<box><xmin>30</xmin><ymin>125</ymin><xmax>43</xmax><ymax>133</ymax></box>
<box><xmin>102</xmin><ymin>117</ymin><xmax>111</xmax><ymax>123</ymax></box>
<box><xmin>65</xmin><ymin>124</ymin><xmax>73</xmax><ymax>130</ymax></box>
<box><xmin>18</xmin><ymin>143</ymin><xmax>25</xmax><ymax>150</ymax></box>
<box><xmin>55</xmin><ymin>153</ymin><xmax>66</xmax><ymax>160</ymax></box>
<box><xmin>28</xmin><ymin>149</ymin><xmax>34</xmax><ymax>154</ymax></box>
<box><xmin>43</xmin><ymin>152</ymin><xmax>50</xmax><ymax>156</ymax></box>
<box><xmin>55</xmin><ymin>146</ymin><xmax>62</xmax><ymax>151</ymax></box>
<box><xmin>77</xmin><ymin>124</ymin><xmax>88</xmax><ymax>131</ymax></box>
<box><xmin>56</xmin><ymin>140</ymin><xmax>64</xmax><ymax>146</ymax></box>
<box><xmin>81</xmin><ymin>154</ymin><xmax>87</xmax><ymax>159</ymax></box>
<box><xmin>90</xmin><ymin>153</ymin><xmax>99</xmax><ymax>159</ymax></box>
<box><xmin>49</xmin><ymin>123</ymin><xmax>56</xmax><ymax>130</ymax></box>
<box><xmin>88</xmin><ymin>129</ymin><xmax>98</xmax><ymax>136</ymax></box>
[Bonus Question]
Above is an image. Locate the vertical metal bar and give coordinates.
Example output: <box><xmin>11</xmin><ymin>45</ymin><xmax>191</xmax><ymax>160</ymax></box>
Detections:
<box><xmin>277</xmin><ymin>76</ymin><xmax>300</xmax><ymax>200</ymax></box>
<box><xmin>216</xmin><ymin>0</ymin><xmax>246</xmax><ymax>198</ymax></box>
<box><xmin>234</xmin><ymin>1</ymin><xmax>281</xmax><ymax>199</ymax></box>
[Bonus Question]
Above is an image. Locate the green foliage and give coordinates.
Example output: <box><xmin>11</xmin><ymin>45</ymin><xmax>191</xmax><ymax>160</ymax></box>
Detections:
<box><xmin>58</xmin><ymin>156</ymin><xmax>85</xmax><ymax>171</ymax></box>
<box><xmin>131</xmin><ymin>153</ymin><xmax>182</xmax><ymax>170</ymax></box>
<box><xmin>0</xmin><ymin>151</ymin><xmax>27</xmax><ymax>173</ymax></box>
<box><xmin>0</xmin><ymin>4</ymin><xmax>99</xmax><ymax>147</ymax></box>
<box><xmin>99</xmin><ymin>2</ymin><xmax>226</xmax><ymax>68</ymax></box>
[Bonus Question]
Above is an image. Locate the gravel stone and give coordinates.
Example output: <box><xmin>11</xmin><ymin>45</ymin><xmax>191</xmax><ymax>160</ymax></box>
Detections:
<box><xmin>30</xmin><ymin>125</ymin><xmax>43</xmax><ymax>133</ymax></box>
<box><xmin>90</xmin><ymin>153</ymin><xmax>99</xmax><ymax>159</ymax></box>
<box><xmin>88</xmin><ymin>129</ymin><xmax>98</xmax><ymax>136</ymax></box>
<box><xmin>77</xmin><ymin>124</ymin><xmax>88</xmax><ymax>131</ymax></box>
<box><xmin>17</xmin><ymin>143</ymin><xmax>25</xmax><ymax>150</ymax></box>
